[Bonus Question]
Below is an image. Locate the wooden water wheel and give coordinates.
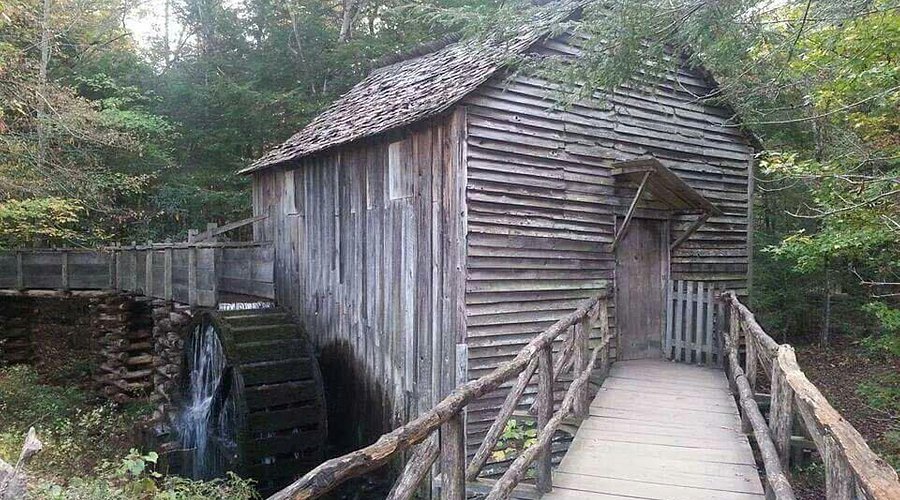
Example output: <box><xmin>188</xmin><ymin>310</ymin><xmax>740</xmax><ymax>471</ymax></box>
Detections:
<box><xmin>182</xmin><ymin>307</ymin><xmax>327</xmax><ymax>493</ymax></box>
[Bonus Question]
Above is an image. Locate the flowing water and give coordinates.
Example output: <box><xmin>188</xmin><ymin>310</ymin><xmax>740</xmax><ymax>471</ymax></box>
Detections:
<box><xmin>176</xmin><ymin>321</ymin><xmax>239</xmax><ymax>479</ymax></box>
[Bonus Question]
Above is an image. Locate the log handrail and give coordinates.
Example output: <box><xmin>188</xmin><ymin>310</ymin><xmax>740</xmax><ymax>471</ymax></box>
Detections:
<box><xmin>721</xmin><ymin>292</ymin><xmax>900</xmax><ymax>500</ymax></box>
<box><xmin>268</xmin><ymin>291</ymin><xmax>612</xmax><ymax>500</ymax></box>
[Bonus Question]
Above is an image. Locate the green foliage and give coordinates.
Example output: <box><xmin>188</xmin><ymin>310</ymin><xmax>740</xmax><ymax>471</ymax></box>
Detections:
<box><xmin>0</xmin><ymin>197</ymin><xmax>85</xmax><ymax>248</ymax></box>
<box><xmin>874</xmin><ymin>431</ymin><xmax>900</xmax><ymax>472</ymax></box>
<box><xmin>861</xmin><ymin>302</ymin><xmax>900</xmax><ymax>356</ymax></box>
<box><xmin>0</xmin><ymin>365</ymin><xmax>148</xmax><ymax>478</ymax></box>
<box><xmin>490</xmin><ymin>418</ymin><xmax>537</xmax><ymax>462</ymax></box>
<box><xmin>31</xmin><ymin>451</ymin><xmax>259</xmax><ymax>500</ymax></box>
<box><xmin>857</xmin><ymin>373</ymin><xmax>900</xmax><ymax>413</ymax></box>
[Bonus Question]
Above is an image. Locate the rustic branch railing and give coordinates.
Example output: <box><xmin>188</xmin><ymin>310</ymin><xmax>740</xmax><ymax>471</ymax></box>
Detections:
<box><xmin>269</xmin><ymin>292</ymin><xmax>612</xmax><ymax>500</ymax></box>
<box><xmin>721</xmin><ymin>292</ymin><xmax>900</xmax><ymax>500</ymax></box>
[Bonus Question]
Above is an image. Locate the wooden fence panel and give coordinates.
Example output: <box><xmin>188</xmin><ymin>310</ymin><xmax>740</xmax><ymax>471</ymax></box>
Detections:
<box><xmin>0</xmin><ymin>242</ymin><xmax>275</xmax><ymax>306</ymax></box>
<box><xmin>219</xmin><ymin>245</ymin><xmax>275</xmax><ymax>299</ymax></box>
<box><xmin>68</xmin><ymin>252</ymin><xmax>111</xmax><ymax>289</ymax></box>
<box><xmin>0</xmin><ymin>254</ymin><xmax>16</xmax><ymax>288</ymax></box>
<box><xmin>665</xmin><ymin>280</ymin><xmax>723</xmax><ymax>365</ymax></box>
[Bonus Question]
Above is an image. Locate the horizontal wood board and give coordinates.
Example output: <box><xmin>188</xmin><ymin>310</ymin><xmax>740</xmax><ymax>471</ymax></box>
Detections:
<box><xmin>546</xmin><ymin>359</ymin><xmax>764</xmax><ymax>500</ymax></box>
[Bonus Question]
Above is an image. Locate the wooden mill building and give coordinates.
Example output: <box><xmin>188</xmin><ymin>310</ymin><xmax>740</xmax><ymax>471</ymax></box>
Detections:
<box><xmin>240</xmin><ymin>21</ymin><xmax>756</xmax><ymax>453</ymax></box>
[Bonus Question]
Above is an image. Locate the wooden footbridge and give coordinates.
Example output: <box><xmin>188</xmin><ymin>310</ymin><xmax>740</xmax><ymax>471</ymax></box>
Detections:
<box><xmin>269</xmin><ymin>292</ymin><xmax>900</xmax><ymax>500</ymax></box>
<box><xmin>3</xmin><ymin>230</ymin><xmax>899</xmax><ymax>499</ymax></box>
<box><xmin>0</xmin><ymin>216</ymin><xmax>274</xmax><ymax>306</ymax></box>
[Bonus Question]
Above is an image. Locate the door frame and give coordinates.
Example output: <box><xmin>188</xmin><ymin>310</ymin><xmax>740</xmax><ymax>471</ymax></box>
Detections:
<box><xmin>612</xmin><ymin>213</ymin><xmax>671</xmax><ymax>360</ymax></box>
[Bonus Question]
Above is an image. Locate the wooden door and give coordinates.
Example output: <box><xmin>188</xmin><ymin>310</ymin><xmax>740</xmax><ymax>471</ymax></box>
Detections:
<box><xmin>615</xmin><ymin>218</ymin><xmax>667</xmax><ymax>360</ymax></box>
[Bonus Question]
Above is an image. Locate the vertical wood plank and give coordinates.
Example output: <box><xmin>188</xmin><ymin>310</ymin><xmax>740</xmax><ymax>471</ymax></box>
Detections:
<box><xmin>115</xmin><ymin>247</ymin><xmax>123</xmax><ymax>291</ymax></box>
<box><xmin>535</xmin><ymin>346</ymin><xmax>553</xmax><ymax>493</ymax></box>
<box><xmin>704</xmin><ymin>284</ymin><xmax>715</xmax><ymax>365</ymax></box>
<box><xmin>439</xmin><ymin>343</ymin><xmax>467</xmax><ymax>500</ymax></box>
<box><xmin>664</xmin><ymin>279</ymin><xmax>674</xmax><ymax>359</ymax></box>
<box><xmin>209</xmin><ymin>247</ymin><xmax>219</xmax><ymax>306</ymax></box>
<box><xmin>188</xmin><ymin>246</ymin><xmax>197</xmax><ymax>306</ymax></box>
<box><xmin>15</xmin><ymin>251</ymin><xmax>24</xmax><ymax>290</ymax></box>
<box><xmin>693</xmin><ymin>281</ymin><xmax>705</xmax><ymax>363</ymax></box>
<box><xmin>685</xmin><ymin>280</ymin><xmax>696</xmax><ymax>363</ymax></box>
<box><xmin>673</xmin><ymin>280</ymin><xmax>685</xmax><ymax>362</ymax></box>
<box><xmin>60</xmin><ymin>251</ymin><xmax>69</xmax><ymax>291</ymax></box>
<box><xmin>109</xmin><ymin>248</ymin><xmax>118</xmax><ymax>290</ymax></box>
<box><xmin>145</xmin><ymin>243</ymin><xmax>153</xmax><ymax>297</ymax></box>
<box><xmin>130</xmin><ymin>242</ymin><xmax>138</xmax><ymax>292</ymax></box>
<box><xmin>164</xmin><ymin>246</ymin><xmax>173</xmax><ymax>301</ymax></box>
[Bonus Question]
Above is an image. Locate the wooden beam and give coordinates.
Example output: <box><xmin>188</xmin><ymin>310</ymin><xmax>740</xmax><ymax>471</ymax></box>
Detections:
<box><xmin>669</xmin><ymin>212</ymin><xmax>711</xmax><ymax>252</ymax></box>
<box><xmin>386</xmin><ymin>437</ymin><xmax>439</xmax><ymax>500</ymax></box>
<box><xmin>612</xmin><ymin>170</ymin><xmax>652</xmax><ymax>250</ymax></box>
<box><xmin>192</xmin><ymin>214</ymin><xmax>268</xmax><ymax>242</ymax></box>
<box><xmin>725</xmin><ymin>339</ymin><xmax>796</xmax><ymax>500</ymax></box>
<box><xmin>466</xmin><ymin>357</ymin><xmax>538</xmax><ymax>481</ymax></box>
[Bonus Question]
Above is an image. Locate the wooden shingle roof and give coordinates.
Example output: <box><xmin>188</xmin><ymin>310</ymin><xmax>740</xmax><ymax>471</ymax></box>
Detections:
<box><xmin>241</xmin><ymin>37</ymin><xmax>538</xmax><ymax>174</ymax></box>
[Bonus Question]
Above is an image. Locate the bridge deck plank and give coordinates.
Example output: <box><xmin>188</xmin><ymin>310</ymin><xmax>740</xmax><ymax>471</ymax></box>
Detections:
<box><xmin>546</xmin><ymin>359</ymin><xmax>765</xmax><ymax>500</ymax></box>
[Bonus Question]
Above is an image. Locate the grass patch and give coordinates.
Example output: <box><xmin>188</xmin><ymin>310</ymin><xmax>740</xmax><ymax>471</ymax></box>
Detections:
<box><xmin>0</xmin><ymin>364</ymin><xmax>258</xmax><ymax>498</ymax></box>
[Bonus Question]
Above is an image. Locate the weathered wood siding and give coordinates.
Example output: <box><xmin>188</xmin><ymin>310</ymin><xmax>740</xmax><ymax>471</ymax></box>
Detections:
<box><xmin>251</xmin><ymin>110</ymin><xmax>467</xmax><ymax>450</ymax></box>
<box><xmin>460</xmin><ymin>34</ymin><xmax>753</xmax><ymax>450</ymax></box>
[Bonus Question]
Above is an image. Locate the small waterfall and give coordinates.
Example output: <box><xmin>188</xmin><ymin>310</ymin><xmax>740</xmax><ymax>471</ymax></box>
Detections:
<box><xmin>177</xmin><ymin>321</ymin><xmax>238</xmax><ymax>479</ymax></box>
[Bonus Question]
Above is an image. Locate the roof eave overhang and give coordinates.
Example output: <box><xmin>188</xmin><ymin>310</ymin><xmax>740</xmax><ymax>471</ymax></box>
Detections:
<box><xmin>612</xmin><ymin>157</ymin><xmax>723</xmax><ymax>217</ymax></box>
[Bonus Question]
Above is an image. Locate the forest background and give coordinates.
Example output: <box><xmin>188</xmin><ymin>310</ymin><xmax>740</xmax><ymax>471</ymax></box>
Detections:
<box><xmin>0</xmin><ymin>0</ymin><xmax>898</xmax><ymax>479</ymax></box>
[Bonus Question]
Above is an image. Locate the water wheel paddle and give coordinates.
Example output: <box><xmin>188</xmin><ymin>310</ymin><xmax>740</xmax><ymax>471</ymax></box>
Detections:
<box><xmin>177</xmin><ymin>307</ymin><xmax>327</xmax><ymax>493</ymax></box>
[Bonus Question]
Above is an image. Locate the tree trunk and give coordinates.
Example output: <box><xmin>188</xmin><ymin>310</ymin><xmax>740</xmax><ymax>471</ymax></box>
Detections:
<box><xmin>821</xmin><ymin>261</ymin><xmax>831</xmax><ymax>347</ymax></box>
<box><xmin>37</xmin><ymin>0</ymin><xmax>51</xmax><ymax>168</ymax></box>
<box><xmin>339</xmin><ymin>0</ymin><xmax>359</xmax><ymax>42</ymax></box>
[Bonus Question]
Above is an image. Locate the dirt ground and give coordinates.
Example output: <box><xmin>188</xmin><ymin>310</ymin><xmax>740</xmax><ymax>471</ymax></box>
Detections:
<box><xmin>790</xmin><ymin>337</ymin><xmax>900</xmax><ymax>499</ymax></box>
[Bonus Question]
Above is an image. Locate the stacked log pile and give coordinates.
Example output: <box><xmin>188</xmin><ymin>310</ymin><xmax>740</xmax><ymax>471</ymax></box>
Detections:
<box><xmin>93</xmin><ymin>295</ymin><xmax>155</xmax><ymax>403</ymax></box>
<box><xmin>149</xmin><ymin>300</ymin><xmax>192</xmax><ymax>424</ymax></box>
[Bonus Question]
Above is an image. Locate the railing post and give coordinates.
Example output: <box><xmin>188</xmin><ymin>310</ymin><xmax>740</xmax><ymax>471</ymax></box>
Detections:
<box><xmin>60</xmin><ymin>251</ymin><xmax>69</xmax><ymax>291</ymax></box>
<box><xmin>746</xmin><ymin>320</ymin><xmax>758</xmax><ymax>391</ymax></box>
<box><xmin>598</xmin><ymin>299</ymin><xmax>610</xmax><ymax>376</ymax></box>
<box><xmin>15</xmin><ymin>251</ymin><xmax>23</xmax><ymax>290</ymax></box>
<box><xmin>130</xmin><ymin>241</ymin><xmax>138</xmax><ymax>292</ymax></box>
<box><xmin>439</xmin><ymin>344</ymin><xmax>466</xmax><ymax>500</ymax></box>
<box><xmin>536</xmin><ymin>345</ymin><xmax>553</xmax><ymax>493</ymax></box>
<box><xmin>164</xmin><ymin>241</ymin><xmax>173</xmax><ymax>302</ymax></box>
<box><xmin>573</xmin><ymin>316</ymin><xmax>590</xmax><ymax>418</ymax></box>
<box><xmin>770</xmin><ymin>346</ymin><xmax>794</xmax><ymax>472</ymax></box>
<box><xmin>108</xmin><ymin>246</ymin><xmax>118</xmax><ymax>291</ymax></box>
<box><xmin>188</xmin><ymin>246</ymin><xmax>198</xmax><ymax>307</ymax></box>
<box><xmin>145</xmin><ymin>240</ymin><xmax>153</xmax><ymax>297</ymax></box>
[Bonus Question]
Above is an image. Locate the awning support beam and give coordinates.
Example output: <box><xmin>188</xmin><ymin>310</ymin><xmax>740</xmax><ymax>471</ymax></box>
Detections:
<box><xmin>612</xmin><ymin>170</ymin><xmax>652</xmax><ymax>251</ymax></box>
<box><xmin>670</xmin><ymin>212</ymin><xmax>711</xmax><ymax>252</ymax></box>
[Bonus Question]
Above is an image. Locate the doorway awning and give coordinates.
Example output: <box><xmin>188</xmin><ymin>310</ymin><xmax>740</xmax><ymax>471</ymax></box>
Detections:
<box><xmin>611</xmin><ymin>157</ymin><xmax>722</xmax><ymax>251</ymax></box>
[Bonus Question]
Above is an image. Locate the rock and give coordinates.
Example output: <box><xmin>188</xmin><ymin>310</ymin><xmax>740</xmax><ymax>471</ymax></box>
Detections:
<box><xmin>0</xmin><ymin>427</ymin><xmax>42</xmax><ymax>500</ymax></box>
